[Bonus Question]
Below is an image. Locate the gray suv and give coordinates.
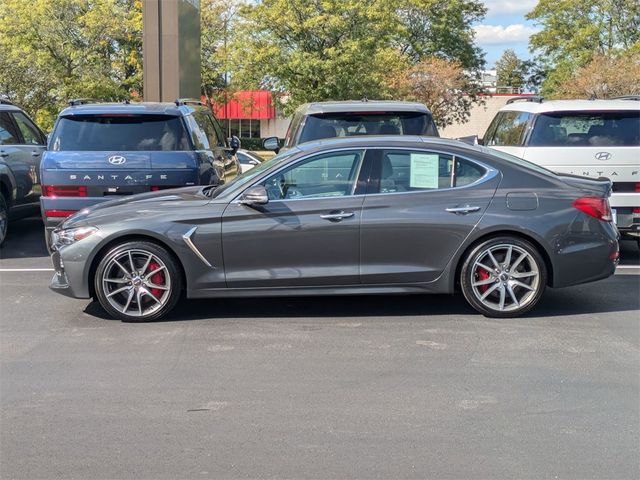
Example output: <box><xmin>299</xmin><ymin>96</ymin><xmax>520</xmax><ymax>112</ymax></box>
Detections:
<box><xmin>0</xmin><ymin>99</ymin><xmax>47</xmax><ymax>246</ymax></box>
<box><xmin>262</xmin><ymin>100</ymin><xmax>439</xmax><ymax>152</ymax></box>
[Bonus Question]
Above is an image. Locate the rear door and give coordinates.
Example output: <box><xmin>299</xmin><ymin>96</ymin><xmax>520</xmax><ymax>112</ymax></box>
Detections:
<box><xmin>360</xmin><ymin>148</ymin><xmax>500</xmax><ymax>284</ymax></box>
<box><xmin>221</xmin><ymin>149</ymin><xmax>368</xmax><ymax>287</ymax></box>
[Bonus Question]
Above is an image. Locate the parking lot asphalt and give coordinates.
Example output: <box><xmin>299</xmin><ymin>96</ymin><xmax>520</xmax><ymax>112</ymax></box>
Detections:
<box><xmin>1</xmin><ymin>217</ymin><xmax>639</xmax><ymax>479</ymax></box>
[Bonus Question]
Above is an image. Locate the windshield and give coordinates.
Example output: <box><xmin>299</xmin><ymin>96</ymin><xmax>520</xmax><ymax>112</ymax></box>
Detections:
<box><xmin>209</xmin><ymin>149</ymin><xmax>298</xmax><ymax>198</ymax></box>
<box><xmin>298</xmin><ymin>112</ymin><xmax>438</xmax><ymax>144</ymax></box>
<box><xmin>51</xmin><ymin>114</ymin><xmax>190</xmax><ymax>151</ymax></box>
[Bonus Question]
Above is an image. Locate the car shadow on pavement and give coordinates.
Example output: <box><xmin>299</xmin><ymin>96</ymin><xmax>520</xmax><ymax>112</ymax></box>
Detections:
<box><xmin>1</xmin><ymin>217</ymin><xmax>49</xmax><ymax>260</ymax></box>
<box><xmin>83</xmin><ymin>274</ymin><xmax>639</xmax><ymax>322</ymax></box>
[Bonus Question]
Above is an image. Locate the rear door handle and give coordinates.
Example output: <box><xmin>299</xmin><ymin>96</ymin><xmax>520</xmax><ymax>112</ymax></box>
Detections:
<box><xmin>445</xmin><ymin>205</ymin><xmax>481</xmax><ymax>214</ymax></box>
<box><xmin>320</xmin><ymin>211</ymin><xmax>355</xmax><ymax>221</ymax></box>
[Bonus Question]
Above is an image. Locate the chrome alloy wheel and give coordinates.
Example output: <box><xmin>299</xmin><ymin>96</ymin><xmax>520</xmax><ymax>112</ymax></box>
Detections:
<box><xmin>101</xmin><ymin>249</ymin><xmax>171</xmax><ymax>318</ymax></box>
<box><xmin>470</xmin><ymin>244</ymin><xmax>540</xmax><ymax>313</ymax></box>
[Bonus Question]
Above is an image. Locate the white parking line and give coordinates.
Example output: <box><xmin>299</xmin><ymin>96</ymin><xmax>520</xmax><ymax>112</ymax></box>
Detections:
<box><xmin>0</xmin><ymin>268</ymin><xmax>54</xmax><ymax>272</ymax></box>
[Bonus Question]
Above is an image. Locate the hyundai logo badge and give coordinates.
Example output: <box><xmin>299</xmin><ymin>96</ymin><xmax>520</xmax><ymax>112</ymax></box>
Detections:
<box><xmin>595</xmin><ymin>152</ymin><xmax>612</xmax><ymax>161</ymax></box>
<box><xmin>108</xmin><ymin>155</ymin><xmax>127</xmax><ymax>165</ymax></box>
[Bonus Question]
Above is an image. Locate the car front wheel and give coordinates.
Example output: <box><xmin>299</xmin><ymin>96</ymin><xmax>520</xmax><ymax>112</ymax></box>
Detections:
<box><xmin>94</xmin><ymin>241</ymin><xmax>182</xmax><ymax>322</ymax></box>
<box><xmin>0</xmin><ymin>194</ymin><xmax>8</xmax><ymax>248</ymax></box>
<box><xmin>460</xmin><ymin>237</ymin><xmax>547</xmax><ymax>318</ymax></box>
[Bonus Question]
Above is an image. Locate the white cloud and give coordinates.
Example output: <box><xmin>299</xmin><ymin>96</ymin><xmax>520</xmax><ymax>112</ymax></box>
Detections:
<box><xmin>482</xmin><ymin>0</ymin><xmax>538</xmax><ymax>16</ymax></box>
<box><xmin>473</xmin><ymin>24</ymin><xmax>540</xmax><ymax>45</ymax></box>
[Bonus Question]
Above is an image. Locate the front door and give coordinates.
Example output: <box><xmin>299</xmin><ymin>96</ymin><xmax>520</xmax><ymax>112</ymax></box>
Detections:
<box><xmin>360</xmin><ymin>148</ymin><xmax>500</xmax><ymax>284</ymax></box>
<box><xmin>221</xmin><ymin>149</ymin><xmax>368</xmax><ymax>287</ymax></box>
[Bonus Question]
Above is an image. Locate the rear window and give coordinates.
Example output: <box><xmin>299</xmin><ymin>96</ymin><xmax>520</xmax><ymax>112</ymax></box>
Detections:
<box><xmin>528</xmin><ymin>111</ymin><xmax>640</xmax><ymax>146</ymax></box>
<box><xmin>484</xmin><ymin>111</ymin><xmax>531</xmax><ymax>147</ymax></box>
<box><xmin>297</xmin><ymin>112</ymin><xmax>438</xmax><ymax>144</ymax></box>
<box><xmin>50</xmin><ymin>114</ymin><xmax>191</xmax><ymax>151</ymax></box>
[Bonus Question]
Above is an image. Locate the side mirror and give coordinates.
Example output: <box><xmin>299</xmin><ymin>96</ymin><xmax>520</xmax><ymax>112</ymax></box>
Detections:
<box><xmin>262</xmin><ymin>136</ymin><xmax>280</xmax><ymax>153</ymax></box>
<box><xmin>239</xmin><ymin>185</ymin><xmax>269</xmax><ymax>206</ymax></box>
<box><xmin>229</xmin><ymin>135</ymin><xmax>241</xmax><ymax>154</ymax></box>
<box><xmin>477</xmin><ymin>137</ymin><xmax>484</xmax><ymax>146</ymax></box>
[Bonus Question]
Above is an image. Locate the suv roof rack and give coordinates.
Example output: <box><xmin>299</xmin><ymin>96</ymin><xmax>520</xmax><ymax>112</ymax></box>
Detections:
<box><xmin>506</xmin><ymin>95</ymin><xmax>544</xmax><ymax>105</ymax></box>
<box><xmin>613</xmin><ymin>95</ymin><xmax>640</xmax><ymax>101</ymax></box>
<box><xmin>0</xmin><ymin>98</ymin><xmax>15</xmax><ymax>106</ymax></box>
<box><xmin>175</xmin><ymin>98</ymin><xmax>204</xmax><ymax>106</ymax></box>
<box><xmin>68</xmin><ymin>98</ymin><xmax>96</xmax><ymax>106</ymax></box>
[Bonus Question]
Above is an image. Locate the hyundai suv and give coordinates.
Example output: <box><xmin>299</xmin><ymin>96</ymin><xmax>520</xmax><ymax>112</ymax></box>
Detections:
<box><xmin>482</xmin><ymin>97</ymin><xmax>640</xmax><ymax>242</ymax></box>
<box><xmin>262</xmin><ymin>100</ymin><xmax>439</xmax><ymax>152</ymax></box>
<box><xmin>41</xmin><ymin>99</ymin><xmax>240</xmax><ymax>241</ymax></box>
<box><xmin>0</xmin><ymin>99</ymin><xmax>47</xmax><ymax>247</ymax></box>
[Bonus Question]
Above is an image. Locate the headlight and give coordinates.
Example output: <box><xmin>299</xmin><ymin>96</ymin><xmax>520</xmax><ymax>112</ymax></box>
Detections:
<box><xmin>51</xmin><ymin>226</ymin><xmax>99</xmax><ymax>248</ymax></box>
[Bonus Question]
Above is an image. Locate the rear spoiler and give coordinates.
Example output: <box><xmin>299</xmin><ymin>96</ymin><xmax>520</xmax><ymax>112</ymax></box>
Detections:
<box><xmin>556</xmin><ymin>173</ymin><xmax>612</xmax><ymax>197</ymax></box>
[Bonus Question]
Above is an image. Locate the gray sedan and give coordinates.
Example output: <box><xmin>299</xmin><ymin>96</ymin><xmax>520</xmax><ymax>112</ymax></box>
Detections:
<box><xmin>48</xmin><ymin>136</ymin><xmax>619</xmax><ymax>321</ymax></box>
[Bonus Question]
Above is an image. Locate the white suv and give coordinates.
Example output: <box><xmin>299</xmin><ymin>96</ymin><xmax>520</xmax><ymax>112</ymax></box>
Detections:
<box><xmin>482</xmin><ymin>97</ymin><xmax>640</xmax><ymax>243</ymax></box>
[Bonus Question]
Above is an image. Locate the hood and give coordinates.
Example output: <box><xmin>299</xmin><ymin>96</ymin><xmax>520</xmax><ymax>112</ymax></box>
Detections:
<box><xmin>61</xmin><ymin>186</ymin><xmax>214</xmax><ymax>229</ymax></box>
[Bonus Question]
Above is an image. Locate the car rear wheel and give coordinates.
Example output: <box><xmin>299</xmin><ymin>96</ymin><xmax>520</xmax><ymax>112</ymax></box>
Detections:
<box><xmin>0</xmin><ymin>194</ymin><xmax>8</xmax><ymax>248</ymax></box>
<box><xmin>94</xmin><ymin>241</ymin><xmax>182</xmax><ymax>322</ymax></box>
<box><xmin>460</xmin><ymin>237</ymin><xmax>547</xmax><ymax>318</ymax></box>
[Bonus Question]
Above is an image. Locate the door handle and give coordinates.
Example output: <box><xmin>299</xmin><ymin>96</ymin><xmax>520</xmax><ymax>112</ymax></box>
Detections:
<box><xmin>31</xmin><ymin>151</ymin><xmax>41</xmax><ymax>157</ymax></box>
<box><xmin>320</xmin><ymin>211</ymin><xmax>355</xmax><ymax>221</ymax></box>
<box><xmin>445</xmin><ymin>205</ymin><xmax>481</xmax><ymax>214</ymax></box>
<box><xmin>0</xmin><ymin>151</ymin><xmax>8</xmax><ymax>157</ymax></box>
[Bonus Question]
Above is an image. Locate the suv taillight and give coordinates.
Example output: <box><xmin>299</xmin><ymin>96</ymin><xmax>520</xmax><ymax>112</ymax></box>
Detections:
<box><xmin>572</xmin><ymin>197</ymin><xmax>613</xmax><ymax>222</ymax></box>
<box><xmin>42</xmin><ymin>185</ymin><xmax>87</xmax><ymax>197</ymax></box>
<box><xmin>635</xmin><ymin>182</ymin><xmax>640</xmax><ymax>193</ymax></box>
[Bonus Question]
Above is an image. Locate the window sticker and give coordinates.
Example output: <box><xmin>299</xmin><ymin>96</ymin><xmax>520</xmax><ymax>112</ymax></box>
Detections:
<box><xmin>410</xmin><ymin>153</ymin><xmax>439</xmax><ymax>189</ymax></box>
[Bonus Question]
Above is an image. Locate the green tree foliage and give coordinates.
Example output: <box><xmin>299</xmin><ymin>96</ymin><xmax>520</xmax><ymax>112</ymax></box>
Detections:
<box><xmin>495</xmin><ymin>49</ymin><xmax>527</xmax><ymax>91</ymax></box>
<box><xmin>0</xmin><ymin>0</ymin><xmax>142</xmax><ymax>130</ymax></box>
<box><xmin>526</xmin><ymin>0</ymin><xmax>640</xmax><ymax>96</ymax></box>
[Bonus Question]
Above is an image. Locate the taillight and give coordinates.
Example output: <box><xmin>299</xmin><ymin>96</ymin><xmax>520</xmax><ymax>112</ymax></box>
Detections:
<box><xmin>633</xmin><ymin>208</ymin><xmax>640</xmax><ymax>214</ymax></box>
<box><xmin>42</xmin><ymin>185</ymin><xmax>87</xmax><ymax>197</ymax></box>
<box><xmin>150</xmin><ymin>185</ymin><xmax>178</xmax><ymax>191</ymax></box>
<box><xmin>572</xmin><ymin>197</ymin><xmax>613</xmax><ymax>222</ymax></box>
<box><xmin>45</xmin><ymin>209</ymin><xmax>78</xmax><ymax>218</ymax></box>
<box><xmin>635</xmin><ymin>182</ymin><xmax>640</xmax><ymax>193</ymax></box>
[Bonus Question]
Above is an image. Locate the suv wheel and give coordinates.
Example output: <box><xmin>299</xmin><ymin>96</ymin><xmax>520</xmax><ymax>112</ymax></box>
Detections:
<box><xmin>0</xmin><ymin>194</ymin><xmax>8</xmax><ymax>248</ymax></box>
<box><xmin>94</xmin><ymin>241</ymin><xmax>182</xmax><ymax>322</ymax></box>
<box><xmin>460</xmin><ymin>237</ymin><xmax>547</xmax><ymax>318</ymax></box>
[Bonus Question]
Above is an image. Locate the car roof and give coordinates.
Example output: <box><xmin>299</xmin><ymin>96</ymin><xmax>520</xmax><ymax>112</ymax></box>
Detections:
<box><xmin>295</xmin><ymin>100</ymin><xmax>432</xmax><ymax>115</ymax></box>
<box><xmin>295</xmin><ymin>134</ymin><xmax>477</xmax><ymax>154</ymax></box>
<box><xmin>57</xmin><ymin>102</ymin><xmax>209</xmax><ymax>117</ymax></box>
<box><xmin>498</xmin><ymin>99</ymin><xmax>640</xmax><ymax>114</ymax></box>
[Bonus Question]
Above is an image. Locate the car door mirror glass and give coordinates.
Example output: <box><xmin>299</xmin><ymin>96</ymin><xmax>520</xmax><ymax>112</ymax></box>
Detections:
<box><xmin>262</xmin><ymin>136</ymin><xmax>280</xmax><ymax>152</ymax></box>
<box><xmin>239</xmin><ymin>185</ymin><xmax>269</xmax><ymax>206</ymax></box>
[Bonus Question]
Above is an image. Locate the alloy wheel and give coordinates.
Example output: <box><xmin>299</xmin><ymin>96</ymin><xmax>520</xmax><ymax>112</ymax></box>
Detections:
<box><xmin>101</xmin><ymin>249</ymin><xmax>172</xmax><ymax>318</ymax></box>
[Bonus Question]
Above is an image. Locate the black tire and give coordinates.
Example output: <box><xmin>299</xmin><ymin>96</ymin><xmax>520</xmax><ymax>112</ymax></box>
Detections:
<box><xmin>94</xmin><ymin>241</ymin><xmax>182</xmax><ymax>322</ymax></box>
<box><xmin>460</xmin><ymin>236</ymin><xmax>547</xmax><ymax>318</ymax></box>
<box><xmin>0</xmin><ymin>194</ymin><xmax>8</xmax><ymax>248</ymax></box>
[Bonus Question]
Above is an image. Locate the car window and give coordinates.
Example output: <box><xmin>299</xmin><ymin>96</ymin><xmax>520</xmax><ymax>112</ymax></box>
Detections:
<box><xmin>192</xmin><ymin>112</ymin><xmax>225</xmax><ymax>148</ymax></box>
<box><xmin>0</xmin><ymin>112</ymin><xmax>20</xmax><ymax>145</ymax></box>
<box><xmin>528</xmin><ymin>111</ymin><xmax>640</xmax><ymax>146</ymax></box>
<box><xmin>50</xmin><ymin>114</ymin><xmax>190</xmax><ymax>151</ymax></box>
<box><xmin>298</xmin><ymin>112</ymin><xmax>437</xmax><ymax>144</ymax></box>
<box><xmin>484</xmin><ymin>111</ymin><xmax>531</xmax><ymax>146</ymax></box>
<box><xmin>262</xmin><ymin>150</ymin><xmax>364</xmax><ymax>200</ymax></box>
<box><xmin>12</xmin><ymin>112</ymin><xmax>44</xmax><ymax>145</ymax></box>
<box><xmin>369</xmin><ymin>149</ymin><xmax>485</xmax><ymax>193</ymax></box>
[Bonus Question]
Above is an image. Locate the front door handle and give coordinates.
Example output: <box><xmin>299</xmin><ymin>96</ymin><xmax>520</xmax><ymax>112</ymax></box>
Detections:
<box><xmin>320</xmin><ymin>211</ymin><xmax>355</xmax><ymax>221</ymax></box>
<box><xmin>445</xmin><ymin>205</ymin><xmax>481</xmax><ymax>215</ymax></box>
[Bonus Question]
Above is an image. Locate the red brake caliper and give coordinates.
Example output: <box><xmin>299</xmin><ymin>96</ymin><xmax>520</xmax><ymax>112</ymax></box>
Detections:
<box><xmin>147</xmin><ymin>261</ymin><xmax>164</xmax><ymax>298</ymax></box>
<box><xmin>476</xmin><ymin>266</ymin><xmax>491</xmax><ymax>293</ymax></box>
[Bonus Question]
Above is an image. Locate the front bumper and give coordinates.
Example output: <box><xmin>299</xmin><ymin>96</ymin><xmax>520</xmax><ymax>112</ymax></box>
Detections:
<box><xmin>48</xmin><ymin>233</ymin><xmax>102</xmax><ymax>299</ymax></box>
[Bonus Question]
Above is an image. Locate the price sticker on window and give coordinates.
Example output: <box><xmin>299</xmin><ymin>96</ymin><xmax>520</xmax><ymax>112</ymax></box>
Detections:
<box><xmin>410</xmin><ymin>153</ymin><xmax>439</xmax><ymax>189</ymax></box>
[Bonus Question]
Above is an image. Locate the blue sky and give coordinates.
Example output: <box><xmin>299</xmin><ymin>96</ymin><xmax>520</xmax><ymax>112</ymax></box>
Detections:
<box><xmin>473</xmin><ymin>0</ymin><xmax>540</xmax><ymax>68</ymax></box>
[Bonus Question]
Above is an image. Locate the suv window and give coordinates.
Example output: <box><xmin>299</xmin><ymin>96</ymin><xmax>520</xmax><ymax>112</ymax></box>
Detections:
<box><xmin>13</xmin><ymin>112</ymin><xmax>44</xmax><ymax>145</ymax></box>
<box><xmin>51</xmin><ymin>114</ymin><xmax>190</xmax><ymax>151</ymax></box>
<box><xmin>369</xmin><ymin>150</ymin><xmax>485</xmax><ymax>193</ymax></box>
<box><xmin>297</xmin><ymin>112</ymin><xmax>438</xmax><ymax>144</ymax></box>
<box><xmin>528</xmin><ymin>111</ymin><xmax>640</xmax><ymax>146</ymax></box>
<box><xmin>262</xmin><ymin>150</ymin><xmax>364</xmax><ymax>200</ymax></box>
<box><xmin>0</xmin><ymin>112</ymin><xmax>20</xmax><ymax>145</ymax></box>
<box><xmin>192</xmin><ymin>112</ymin><xmax>225</xmax><ymax>148</ymax></box>
<box><xmin>484</xmin><ymin>111</ymin><xmax>531</xmax><ymax>146</ymax></box>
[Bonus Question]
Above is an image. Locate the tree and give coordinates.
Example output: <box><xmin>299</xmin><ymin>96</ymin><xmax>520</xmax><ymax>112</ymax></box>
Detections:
<box><xmin>495</xmin><ymin>49</ymin><xmax>527</xmax><ymax>92</ymax></box>
<box><xmin>395</xmin><ymin>0</ymin><xmax>486</xmax><ymax>70</ymax></box>
<box><xmin>555</xmin><ymin>53</ymin><xmax>640</xmax><ymax>98</ymax></box>
<box><xmin>526</xmin><ymin>0</ymin><xmax>640</xmax><ymax>96</ymax></box>
<box><xmin>390</xmin><ymin>57</ymin><xmax>484</xmax><ymax>128</ymax></box>
<box><xmin>0</xmin><ymin>0</ymin><xmax>142</xmax><ymax>130</ymax></box>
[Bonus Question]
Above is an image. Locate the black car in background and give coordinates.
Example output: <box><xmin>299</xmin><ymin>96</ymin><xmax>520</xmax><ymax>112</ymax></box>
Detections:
<box><xmin>40</xmin><ymin>99</ymin><xmax>240</xmax><ymax>239</ymax></box>
<box><xmin>0</xmin><ymin>99</ymin><xmax>47</xmax><ymax>246</ymax></box>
